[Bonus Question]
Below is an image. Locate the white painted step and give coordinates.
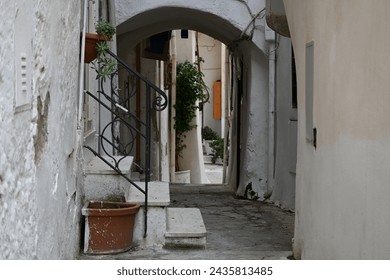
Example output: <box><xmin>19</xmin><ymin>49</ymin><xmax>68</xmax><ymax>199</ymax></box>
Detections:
<box><xmin>127</xmin><ymin>181</ymin><xmax>170</xmax><ymax>247</ymax></box>
<box><xmin>83</xmin><ymin>156</ymin><xmax>134</xmax><ymax>201</ymax></box>
<box><xmin>165</xmin><ymin>208</ymin><xmax>207</xmax><ymax>248</ymax></box>
<box><xmin>126</xmin><ymin>181</ymin><xmax>170</xmax><ymax>206</ymax></box>
<box><xmin>84</xmin><ymin>155</ymin><xmax>133</xmax><ymax>175</ymax></box>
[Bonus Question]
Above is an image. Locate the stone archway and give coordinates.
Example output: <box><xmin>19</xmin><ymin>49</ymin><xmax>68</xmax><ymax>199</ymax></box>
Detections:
<box><xmin>114</xmin><ymin>0</ymin><xmax>274</xmax><ymax>198</ymax></box>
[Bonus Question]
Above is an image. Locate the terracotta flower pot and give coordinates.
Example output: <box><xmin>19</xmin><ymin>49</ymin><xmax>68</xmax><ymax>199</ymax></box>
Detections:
<box><xmin>82</xmin><ymin>201</ymin><xmax>140</xmax><ymax>254</ymax></box>
<box><xmin>82</xmin><ymin>33</ymin><xmax>106</xmax><ymax>63</ymax></box>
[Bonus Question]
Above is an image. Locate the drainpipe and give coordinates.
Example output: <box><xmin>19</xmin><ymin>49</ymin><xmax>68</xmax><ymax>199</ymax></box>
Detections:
<box><xmin>135</xmin><ymin>44</ymin><xmax>141</xmax><ymax>165</ymax></box>
<box><xmin>169</xmin><ymin>31</ymin><xmax>177</xmax><ymax>181</ymax></box>
<box><xmin>222</xmin><ymin>44</ymin><xmax>229</xmax><ymax>184</ymax></box>
<box><xmin>268</xmin><ymin>43</ymin><xmax>276</xmax><ymax>193</ymax></box>
<box><xmin>77</xmin><ymin>0</ymin><xmax>88</xmax><ymax>130</ymax></box>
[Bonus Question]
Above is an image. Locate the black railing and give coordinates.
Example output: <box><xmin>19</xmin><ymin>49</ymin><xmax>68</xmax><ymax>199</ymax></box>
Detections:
<box><xmin>84</xmin><ymin>50</ymin><xmax>168</xmax><ymax>237</ymax></box>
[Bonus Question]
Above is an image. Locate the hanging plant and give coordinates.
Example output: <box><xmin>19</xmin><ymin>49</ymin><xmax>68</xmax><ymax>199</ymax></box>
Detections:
<box><xmin>91</xmin><ymin>20</ymin><xmax>117</xmax><ymax>81</ymax></box>
<box><xmin>174</xmin><ymin>60</ymin><xmax>207</xmax><ymax>170</ymax></box>
<box><xmin>83</xmin><ymin>20</ymin><xmax>116</xmax><ymax>64</ymax></box>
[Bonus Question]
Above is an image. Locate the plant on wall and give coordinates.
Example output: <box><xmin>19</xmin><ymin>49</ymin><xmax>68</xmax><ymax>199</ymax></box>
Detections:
<box><xmin>83</xmin><ymin>20</ymin><xmax>116</xmax><ymax>64</ymax></box>
<box><xmin>174</xmin><ymin>60</ymin><xmax>207</xmax><ymax>170</ymax></box>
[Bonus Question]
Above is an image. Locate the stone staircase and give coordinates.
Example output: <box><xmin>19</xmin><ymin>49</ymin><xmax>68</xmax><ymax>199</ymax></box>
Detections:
<box><xmin>83</xmin><ymin>156</ymin><xmax>207</xmax><ymax>249</ymax></box>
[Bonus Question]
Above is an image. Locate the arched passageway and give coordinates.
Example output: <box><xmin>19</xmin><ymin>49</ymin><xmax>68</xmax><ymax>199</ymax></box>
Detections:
<box><xmin>114</xmin><ymin>1</ymin><xmax>276</xmax><ymax>201</ymax></box>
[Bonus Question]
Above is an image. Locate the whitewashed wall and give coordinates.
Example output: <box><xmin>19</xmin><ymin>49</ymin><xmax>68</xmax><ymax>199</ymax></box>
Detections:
<box><xmin>198</xmin><ymin>33</ymin><xmax>222</xmax><ymax>135</ymax></box>
<box><xmin>235</xmin><ymin>42</ymin><xmax>270</xmax><ymax>199</ymax></box>
<box><xmin>284</xmin><ymin>0</ymin><xmax>390</xmax><ymax>259</ymax></box>
<box><xmin>271</xmin><ymin>36</ymin><xmax>297</xmax><ymax>210</ymax></box>
<box><xmin>0</xmin><ymin>0</ymin><xmax>83</xmax><ymax>259</ymax></box>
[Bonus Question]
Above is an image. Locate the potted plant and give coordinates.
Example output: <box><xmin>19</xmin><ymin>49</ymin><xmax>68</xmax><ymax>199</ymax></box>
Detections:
<box><xmin>210</xmin><ymin>137</ymin><xmax>224</xmax><ymax>164</ymax></box>
<box><xmin>202</xmin><ymin>126</ymin><xmax>219</xmax><ymax>155</ymax></box>
<box><xmin>174</xmin><ymin>61</ymin><xmax>207</xmax><ymax>181</ymax></box>
<box><xmin>83</xmin><ymin>20</ymin><xmax>116</xmax><ymax>64</ymax></box>
<box><xmin>82</xmin><ymin>201</ymin><xmax>140</xmax><ymax>254</ymax></box>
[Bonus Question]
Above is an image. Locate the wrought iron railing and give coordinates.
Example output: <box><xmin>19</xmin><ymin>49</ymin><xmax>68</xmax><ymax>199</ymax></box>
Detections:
<box><xmin>84</xmin><ymin>50</ymin><xmax>168</xmax><ymax>237</ymax></box>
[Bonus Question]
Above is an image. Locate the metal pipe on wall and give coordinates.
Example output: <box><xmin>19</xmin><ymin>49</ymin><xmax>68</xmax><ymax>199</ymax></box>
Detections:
<box><xmin>267</xmin><ymin>43</ymin><xmax>276</xmax><ymax>192</ymax></box>
<box><xmin>169</xmin><ymin>31</ymin><xmax>177</xmax><ymax>181</ymax></box>
<box><xmin>77</xmin><ymin>0</ymin><xmax>88</xmax><ymax>129</ymax></box>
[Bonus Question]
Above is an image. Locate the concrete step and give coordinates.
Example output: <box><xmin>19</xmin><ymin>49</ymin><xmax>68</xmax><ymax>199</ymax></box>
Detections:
<box><xmin>83</xmin><ymin>156</ymin><xmax>134</xmax><ymax>201</ymax></box>
<box><xmin>126</xmin><ymin>181</ymin><xmax>170</xmax><ymax>206</ymax></box>
<box><xmin>126</xmin><ymin>181</ymin><xmax>170</xmax><ymax>248</ymax></box>
<box><xmin>165</xmin><ymin>208</ymin><xmax>207</xmax><ymax>248</ymax></box>
<box><xmin>84</xmin><ymin>155</ymin><xmax>133</xmax><ymax>175</ymax></box>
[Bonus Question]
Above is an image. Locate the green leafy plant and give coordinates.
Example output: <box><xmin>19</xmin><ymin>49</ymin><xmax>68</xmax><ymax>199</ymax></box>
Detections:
<box><xmin>96</xmin><ymin>20</ymin><xmax>116</xmax><ymax>40</ymax></box>
<box><xmin>174</xmin><ymin>61</ymin><xmax>207</xmax><ymax>170</ymax></box>
<box><xmin>202</xmin><ymin>126</ymin><xmax>219</xmax><ymax>140</ymax></box>
<box><xmin>210</xmin><ymin>137</ymin><xmax>224</xmax><ymax>164</ymax></box>
<box><xmin>92</xmin><ymin>20</ymin><xmax>117</xmax><ymax>81</ymax></box>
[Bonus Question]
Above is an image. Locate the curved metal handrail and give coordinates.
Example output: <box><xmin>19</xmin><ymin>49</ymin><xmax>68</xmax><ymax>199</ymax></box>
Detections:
<box><xmin>84</xmin><ymin>50</ymin><xmax>168</xmax><ymax>237</ymax></box>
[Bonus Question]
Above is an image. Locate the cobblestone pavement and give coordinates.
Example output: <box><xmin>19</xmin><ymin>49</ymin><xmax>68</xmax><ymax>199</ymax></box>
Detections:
<box><xmin>80</xmin><ymin>184</ymin><xmax>294</xmax><ymax>260</ymax></box>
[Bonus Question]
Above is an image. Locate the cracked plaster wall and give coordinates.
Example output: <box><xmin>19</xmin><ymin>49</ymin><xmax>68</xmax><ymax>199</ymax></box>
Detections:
<box><xmin>0</xmin><ymin>0</ymin><xmax>82</xmax><ymax>259</ymax></box>
<box><xmin>235</xmin><ymin>42</ymin><xmax>270</xmax><ymax>200</ymax></box>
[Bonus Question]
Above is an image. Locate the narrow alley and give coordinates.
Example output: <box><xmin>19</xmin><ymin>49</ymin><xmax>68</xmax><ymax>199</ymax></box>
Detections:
<box><xmin>80</xmin><ymin>184</ymin><xmax>294</xmax><ymax>260</ymax></box>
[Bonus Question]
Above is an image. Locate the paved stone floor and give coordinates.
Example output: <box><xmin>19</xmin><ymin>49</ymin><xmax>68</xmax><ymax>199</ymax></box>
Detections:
<box><xmin>80</xmin><ymin>184</ymin><xmax>294</xmax><ymax>260</ymax></box>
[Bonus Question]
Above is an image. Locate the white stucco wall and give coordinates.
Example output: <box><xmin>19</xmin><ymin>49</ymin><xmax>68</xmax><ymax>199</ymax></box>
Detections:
<box><xmin>0</xmin><ymin>0</ymin><xmax>37</xmax><ymax>259</ymax></box>
<box><xmin>0</xmin><ymin>0</ymin><xmax>83</xmax><ymax>259</ymax></box>
<box><xmin>271</xmin><ymin>36</ymin><xmax>297</xmax><ymax>210</ymax></box>
<box><xmin>235</xmin><ymin>42</ymin><xmax>270</xmax><ymax>199</ymax></box>
<box><xmin>198</xmin><ymin>33</ymin><xmax>222</xmax><ymax>135</ymax></box>
<box><xmin>284</xmin><ymin>0</ymin><xmax>390</xmax><ymax>259</ymax></box>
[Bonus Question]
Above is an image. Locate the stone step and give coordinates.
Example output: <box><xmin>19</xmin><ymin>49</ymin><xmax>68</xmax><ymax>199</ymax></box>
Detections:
<box><xmin>165</xmin><ymin>208</ymin><xmax>207</xmax><ymax>248</ymax></box>
<box><xmin>84</xmin><ymin>155</ymin><xmax>133</xmax><ymax>175</ymax></box>
<box><xmin>126</xmin><ymin>181</ymin><xmax>170</xmax><ymax>206</ymax></box>
<box><xmin>83</xmin><ymin>156</ymin><xmax>134</xmax><ymax>201</ymax></box>
<box><xmin>126</xmin><ymin>181</ymin><xmax>170</xmax><ymax>248</ymax></box>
